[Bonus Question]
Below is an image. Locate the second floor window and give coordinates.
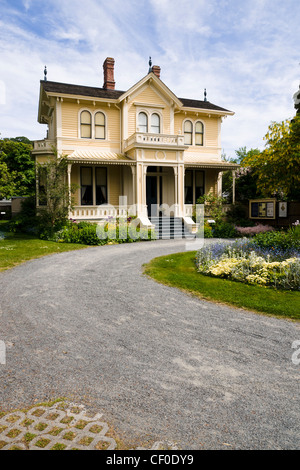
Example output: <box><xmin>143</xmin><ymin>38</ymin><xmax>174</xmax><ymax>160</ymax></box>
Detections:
<box><xmin>95</xmin><ymin>112</ymin><xmax>106</xmax><ymax>139</ymax></box>
<box><xmin>184</xmin><ymin>120</ymin><xmax>193</xmax><ymax>145</ymax></box>
<box><xmin>80</xmin><ymin>111</ymin><xmax>92</xmax><ymax>139</ymax></box>
<box><xmin>138</xmin><ymin>112</ymin><xmax>148</xmax><ymax>133</ymax></box>
<box><xmin>195</xmin><ymin>121</ymin><xmax>204</xmax><ymax>146</ymax></box>
<box><xmin>151</xmin><ymin>113</ymin><xmax>160</xmax><ymax>133</ymax></box>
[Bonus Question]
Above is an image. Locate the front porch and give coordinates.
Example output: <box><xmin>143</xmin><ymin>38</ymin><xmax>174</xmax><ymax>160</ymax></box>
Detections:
<box><xmin>62</xmin><ymin>155</ymin><xmax>239</xmax><ymax>232</ymax></box>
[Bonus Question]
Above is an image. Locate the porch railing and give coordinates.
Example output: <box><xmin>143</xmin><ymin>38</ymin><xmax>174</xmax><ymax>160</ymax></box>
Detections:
<box><xmin>184</xmin><ymin>204</ymin><xmax>194</xmax><ymax>217</ymax></box>
<box><xmin>70</xmin><ymin>205</ymin><xmax>133</xmax><ymax>220</ymax></box>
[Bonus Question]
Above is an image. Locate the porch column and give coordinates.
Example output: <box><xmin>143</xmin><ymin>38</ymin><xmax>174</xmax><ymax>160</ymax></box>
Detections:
<box><xmin>173</xmin><ymin>166</ymin><xmax>178</xmax><ymax>216</ymax></box>
<box><xmin>177</xmin><ymin>164</ymin><xmax>184</xmax><ymax>217</ymax></box>
<box><xmin>131</xmin><ymin>165</ymin><xmax>137</xmax><ymax>213</ymax></box>
<box><xmin>67</xmin><ymin>163</ymin><xmax>72</xmax><ymax>215</ymax></box>
<box><xmin>142</xmin><ymin>164</ymin><xmax>148</xmax><ymax>216</ymax></box>
<box><xmin>217</xmin><ymin>171</ymin><xmax>223</xmax><ymax>198</ymax></box>
<box><xmin>232</xmin><ymin>170</ymin><xmax>236</xmax><ymax>204</ymax></box>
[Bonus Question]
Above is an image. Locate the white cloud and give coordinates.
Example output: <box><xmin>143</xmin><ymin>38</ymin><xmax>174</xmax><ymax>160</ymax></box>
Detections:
<box><xmin>0</xmin><ymin>0</ymin><xmax>299</xmax><ymax>156</ymax></box>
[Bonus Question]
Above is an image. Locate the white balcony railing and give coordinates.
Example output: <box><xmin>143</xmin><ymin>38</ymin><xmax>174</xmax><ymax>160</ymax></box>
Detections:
<box><xmin>33</xmin><ymin>139</ymin><xmax>55</xmax><ymax>153</ymax></box>
<box><xmin>124</xmin><ymin>132</ymin><xmax>185</xmax><ymax>151</ymax></box>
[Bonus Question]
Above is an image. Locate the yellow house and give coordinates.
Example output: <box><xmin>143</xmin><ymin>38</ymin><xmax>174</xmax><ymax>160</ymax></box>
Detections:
<box><xmin>33</xmin><ymin>57</ymin><xmax>238</xmax><ymax>232</ymax></box>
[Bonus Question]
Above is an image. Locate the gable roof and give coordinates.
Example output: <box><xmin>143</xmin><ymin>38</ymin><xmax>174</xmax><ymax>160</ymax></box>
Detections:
<box><xmin>40</xmin><ymin>77</ymin><xmax>233</xmax><ymax>114</ymax></box>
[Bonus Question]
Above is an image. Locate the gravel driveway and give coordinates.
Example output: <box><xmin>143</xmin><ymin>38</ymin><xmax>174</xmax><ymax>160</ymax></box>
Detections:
<box><xmin>0</xmin><ymin>239</ymin><xmax>300</xmax><ymax>449</ymax></box>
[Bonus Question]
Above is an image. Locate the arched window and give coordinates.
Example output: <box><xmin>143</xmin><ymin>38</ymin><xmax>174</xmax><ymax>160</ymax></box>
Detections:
<box><xmin>184</xmin><ymin>120</ymin><xmax>193</xmax><ymax>145</ymax></box>
<box><xmin>95</xmin><ymin>112</ymin><xmax>106</xmax><ymax>139</ymax></box>
<box><xmin>151</xmin><ymin>113</ymin><xmax>160</xmax><ymax>133</ymax></box>
<box><xmin>138</xmin><ymin>112</ymin><xmax>148</xmax><ymax>133</ymax></box>
<box><xmin>195</xmin><ymin>121</ymin><xmax>204</xmax><ymax>146</ymax></box>
<box><xmin>80</xmin><ymin>111</ymin><xmax>92</xmax><ymax>138</ymax></box>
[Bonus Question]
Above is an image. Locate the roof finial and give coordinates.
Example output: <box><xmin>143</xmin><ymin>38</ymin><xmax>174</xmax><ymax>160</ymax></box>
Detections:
<box><xmin>44</xmin><ymin>66</ymin><xmax>47</xmax><ymax>81</ymax></box>
<box><xmin>148</xmin><ymin>56</ymin><xmax>153</xmax><ymax>74</ymax></box>
<box><xmin>204</xmin><ymin>88</ymin><xmax>207</xmax><ymax>101</ymax></box>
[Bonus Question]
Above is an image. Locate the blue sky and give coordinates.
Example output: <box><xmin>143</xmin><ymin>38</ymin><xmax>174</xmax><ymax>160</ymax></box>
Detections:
<box><xmin>0</xmin><ymin>0</ymin><xmax>299</xmax><ymax>158</ymax></box>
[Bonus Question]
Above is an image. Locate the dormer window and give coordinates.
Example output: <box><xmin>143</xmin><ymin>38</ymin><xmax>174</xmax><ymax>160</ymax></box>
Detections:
<box><xmin>151</xmin><ymin>113</ymin><xmax>160</xmax><ymax>133</ymax></box>
<box><xmin>95</xmin><ymin>112</ymin><xmax>105</xmax><ymax>139</ymax></box>
<box><xmin>80</xmin><ymin>111</ymin><xmax>92</xmax><ymax>139</ymax></box>
<box><xmin>184</xmin><ymin>120</ymin><xmax>193</xmax><ymax>145</ymax></box>
<box><xmin>138</xmin><ymin>112</ymin><xmax>148</xmax><ymax>133</ymax></box>
<box><xmin>195</xmin><ymin>121</ymin><xmax>204</xmax><ymax>146</ymax></box>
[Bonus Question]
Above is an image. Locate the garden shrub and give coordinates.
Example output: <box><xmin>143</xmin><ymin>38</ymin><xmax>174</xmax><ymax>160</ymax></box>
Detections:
<box><xmin>7</xmin><ymin>196</ymin><xmax>39</xmax><ymax>234</ymax></box>
<box><xmin>55</xmin><ymin>220</ymin><xmax>154</xmax><ymax>245</ymax></box>
<box><xmin>212</xmin><ymin>221</ymin><xmax>237</xmax><ymax>238</ymax></box>
<box><xmin>252</xmin><ymin>228</ymin><xmax>300</xmax><ymax>250</ymax></box>
<box><xmin>203</xmin><ymin>222</ymin><xmax>213</xmax><ymax>238</ymax></box>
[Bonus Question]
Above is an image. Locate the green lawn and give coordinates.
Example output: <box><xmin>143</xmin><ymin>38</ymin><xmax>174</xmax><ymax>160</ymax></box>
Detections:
<box><xmin>0</xmin><ymin>221</ymin><xmax>89</xmax><ymax>272</ymax></box>
<box><xmin>143</xmin><ymin>251</ymin><xmax>300</xmax><ymax>321</ymax></box>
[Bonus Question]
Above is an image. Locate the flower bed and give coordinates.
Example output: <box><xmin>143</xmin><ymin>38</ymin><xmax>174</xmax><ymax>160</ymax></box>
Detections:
<box><xmin>196</xmin><ymin>238</ymin><xmax>300</xmax><ymax>290</ymax></box>
<box><xmin>235</xmin><ymin>224</ymin><xmax>274</xmax><ymax>236</ymax></box>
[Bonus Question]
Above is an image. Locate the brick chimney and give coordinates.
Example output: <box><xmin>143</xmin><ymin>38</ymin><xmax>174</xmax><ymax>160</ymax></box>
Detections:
<box><xmin>103</xmin><ymin>57</ymin><xmax>115</xmax><ymax>90</ymax></box>
<box><xmin>151</xmin><ymin>65</ymin><xmax>161</xmax><ymax>79</ymax></box>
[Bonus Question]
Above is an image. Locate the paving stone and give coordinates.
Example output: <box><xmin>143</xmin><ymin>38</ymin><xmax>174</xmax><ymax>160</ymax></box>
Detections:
<box><xmin>0</xmin><ymin>401</ymin><xmax>177</xmax><ymax>450</ymax></box>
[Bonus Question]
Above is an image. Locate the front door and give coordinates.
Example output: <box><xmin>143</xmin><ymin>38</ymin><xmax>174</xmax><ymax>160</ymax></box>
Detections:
<box><xmin>146</xmin><ymin>175</ymin><xmax>157</xmax><ymax>217</ymax></box>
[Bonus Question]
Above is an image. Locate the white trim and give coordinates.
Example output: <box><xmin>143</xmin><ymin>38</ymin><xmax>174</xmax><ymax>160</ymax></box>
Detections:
<box><xmin>56</xmin><ymin>98</ymin><xmax>63</xmax><ymax>153</ymax></box>
<box><xmin>133</xmin><ymin>101</ymin><xmax>165</xmax><ymax>109</ymax></box>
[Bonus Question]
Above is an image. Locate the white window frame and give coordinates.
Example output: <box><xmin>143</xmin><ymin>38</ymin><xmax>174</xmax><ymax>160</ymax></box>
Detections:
<box><xmin>182</xmin><ymin>118</ymin><xmax>205</xmax><ymax>146</ymax></box>
<box><xmin>78</xmin><ymin>108</ymin><xmax>108</xmax><ymax>140</ymax></box>
<box><xmin>136</xmin><ymin>108</ymin><xmax>163</xmax><ymax>134</ymax></box>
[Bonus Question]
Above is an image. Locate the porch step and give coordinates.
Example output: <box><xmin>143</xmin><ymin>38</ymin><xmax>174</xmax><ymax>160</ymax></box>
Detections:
<box><xmin>149</xmin><ymin>216</ymin><xmax>193</xmax><ymax>240</ymax></box>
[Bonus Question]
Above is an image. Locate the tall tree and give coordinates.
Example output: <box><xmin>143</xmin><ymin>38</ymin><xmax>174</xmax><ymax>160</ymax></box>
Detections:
<box><xmin>37</xmin><ymin>154</ymin><xmax>77</xmax><ymax>236</ymax></box>
<box><xmin>0</xmin><ymin>161</ymin><xmax>17</xmax><ymax>199</ymax></box>
<box><xmin>222</xmin><ymin>147</ymin><xmax>263</xmax><ymax>202</ymax></box>
<box><xmin>0</xmin><ymin>137</ymin><xmax>35</xmax><ymax>197</ymax></box>
<box><xmin>242</xmin><ymin>115</ymin><xmax>300</xmax><ymax>200</ymax></box>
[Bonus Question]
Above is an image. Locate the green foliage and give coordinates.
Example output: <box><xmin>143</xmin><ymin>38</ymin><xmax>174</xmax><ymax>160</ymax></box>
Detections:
<box><xmin>0</xmin><ymin>137</ymin><xmax>35</xmax><ymax>198</ymax></box>
<box><xmin>37</xmin><ymin>154</ymin><xmax>78</xmax><ymax>238</ymax></box>
<box><xmin>252</xmin><ymin>227</ymin><xmax>300</xmax><ymax>250</ymax></box>
<box><xmin>242</xmin><ymin>116</ymin><xmax>300</xmax><ymax>200</ymax></box>
<box><xmin>0</xmin><ymin>161</ymin><xmax>17</xmax><ymax>199</ymax></box>
<box><xmin>57</xmin><ymin>223</ymin><xmax>105</xmax><ymax>245</ymax></box>
<box><xmin>212</xmin><ymin>221</ymin><xmax>238</xmax><ymax>238</ymax></box>
<box><xmin>196</xmin><ymin>193</ymin><xmax>226</xmax><ymax>224</ymax></box>
<box><xmin>6</xmin><ymin>196</ymin><xmax>39</xmax><ymax>234</ymax></box>
<box><xmin>222</xmin><ymin>147</ymin><xmax>263</xmax><ymax>202</ymax></box>
<box><xmin>225</xmin><ymin>203</ymin><xmax>254</xmax><ymax>227</ymax></box>
<box><xmin>203</xmin><ymin>222</ymin><xmax>213</xmax><ymax>238</ymax></box>
<box><xmin>54</xmin><ymin>220</ymin><xmax>154</xmax><ymax>246</ymax></box>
